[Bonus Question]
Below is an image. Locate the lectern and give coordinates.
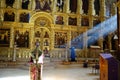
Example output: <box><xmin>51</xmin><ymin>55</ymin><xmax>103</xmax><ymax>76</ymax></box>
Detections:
<box><xmin>100</xmin><ymin>53</ymin><xmax>120</xmax><ymax>80</ymax></box>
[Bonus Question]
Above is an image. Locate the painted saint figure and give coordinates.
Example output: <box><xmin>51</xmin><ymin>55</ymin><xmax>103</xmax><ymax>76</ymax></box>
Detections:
<box><xmin>4</xmin><ymin>11</ymin><xmax>15</xmax><ymax>21</ymax></box>
<box><xmin>5</xmin><ymin>0</ymin><xmax>15</xmax><ymax>8</ymax></box>
<box><xmin>22</xmin><ymin>0</ymin><xmax>30</xmax><ymax>9</ymax></box>
<box><xmin>20</xmin><ymin>12</ymin><xmax>30</xmax><ymax>22</ymax></box>
<box><xmin>70</xmin><ymin>0</ymin><xmax>77</xmax><ymax>13</ymax></box>
<box><xmin>35</xmin><ymin>0</ymin><xmax>51</xmax><ymax>11</ymax></box>
<box><xmin>57</xmin><ymin>0</ymin><xmax>64</xmax><ymax>12</ymax></box>
<box><xmin>35</xmin><ymin>39</ymin><xmax>40</xmax><ymax>47</ymax></box>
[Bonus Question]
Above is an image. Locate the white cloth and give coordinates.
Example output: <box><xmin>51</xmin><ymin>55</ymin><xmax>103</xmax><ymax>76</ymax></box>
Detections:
<box><xmin>38</xmin><ymin>54</ymin><xmax>44</xmax><ymax>64</ymax></box>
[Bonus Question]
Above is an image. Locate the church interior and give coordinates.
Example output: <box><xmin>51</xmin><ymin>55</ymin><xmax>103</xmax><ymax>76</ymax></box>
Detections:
<box><xmin>0</xmin><ymin>0</ymin><xmax>120</xmax><ymax>80</ymax></box>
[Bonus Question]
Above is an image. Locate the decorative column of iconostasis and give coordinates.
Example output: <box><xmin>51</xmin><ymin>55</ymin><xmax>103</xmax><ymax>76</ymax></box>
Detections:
<box><xmin>30</xmin><ymin>27</ymin><xmax>34</xmax><ymax>50</ymax></box>
<box><xmin>40</xmin><ymin>29</ymin><xmax>44</xmax><ymax>50</ymax></box>
<box><xmin>31</xmin><ymin>0</ymin><xmax>35</xmax><ymax>10</ymax></box>
<box><xmin>52</xmin><ymin>0</ymin><xmax>57</xmax><ymax>13</ymax></box>
<box><xmin>10</xmin><ymin>27</ymin><xmax>14</xmax><ymax>48</ymax></box>
<box><xmin>77</xmin><ymin>0</ymin><xmax>80</xmax><ymax>14</ymax></box>
<box><xmin>83</xmin><ymin>30</ymin><xmax>88</xmax><ymax>58</ymax></box>
<box><xmin>50</xmin><ymin>28</ymin><xmax>54</xmax><ymax>50</ymax></box>
<box><xmin>65</xmin><ymin>0</ymin><xmax>70</xmax><ymax>13</ymax></box>
<box><xmin>67</xmin><ymin>30</ymin><xmax>71</xmax><ymax>48</ymax></box>
<box><xmin>16</xmin><ymin>0</ymin><xmax>21</xmax><ymax>9</ymax></box>
<box><xmin>107</xmin><ymin>34</ymin><xmax>112</xmax><ymax>51</ymax></box>
<box><xmin>0</xmin><ymin>0</ymin><xmax>1</xmax><ymax>8</ymax></box>
<box><xmin>98</xmin><ymin>0</ymin><xmax>106</xmax><ymax>50</ymax></box>
<box><xmin>88</xmin><ymin>0</ymin><xmax>94</xmax><ymax>29</ymax></box>
<box><xmin>77</xmin><ymin>0</ymin><xmax>82</xmax><ymax>27</ymax></box>
<box><xmin>100</xmin><ymin>0</ymin><xmax>106</xmax><ymax>17</ymax></box>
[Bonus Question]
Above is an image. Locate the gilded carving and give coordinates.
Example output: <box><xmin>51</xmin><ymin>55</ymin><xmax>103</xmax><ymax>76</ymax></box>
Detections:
<box><xmin>0</xmin><ymin>0</ymin><xmax>117</xmax><ymax>61</ymax></box>
<box><xmin>35</xmin><ymin>17</ymin><xmax>49</xmax><ymax>27</ymax></box>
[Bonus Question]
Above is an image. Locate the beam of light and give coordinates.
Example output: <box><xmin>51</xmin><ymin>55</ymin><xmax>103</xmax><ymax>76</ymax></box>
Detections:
<box><xmin>71</xmin><ymin>14</ymin><xmax>117</xmax><ymax>48</ymax></box>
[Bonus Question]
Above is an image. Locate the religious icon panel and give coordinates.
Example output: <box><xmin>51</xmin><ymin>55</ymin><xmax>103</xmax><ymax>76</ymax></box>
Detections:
<box><xmin>0</xmin><ymin>29</ymin><xmax>10</xmax><ymax>47</ymax></box>
<box><xmin>14</xmin><ymin>30</ymin><xmax>29</xmax><ymax>48</ymax></box>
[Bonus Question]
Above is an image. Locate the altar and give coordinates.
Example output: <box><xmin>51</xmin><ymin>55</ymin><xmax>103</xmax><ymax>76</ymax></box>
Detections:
<box><xmin>89</xmin><ymin>46</ymin><xmax>100</xmax><ymax>59</ymax></box>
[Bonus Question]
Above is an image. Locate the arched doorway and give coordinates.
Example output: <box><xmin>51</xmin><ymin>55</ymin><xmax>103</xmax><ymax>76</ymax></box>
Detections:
<box><xmin>29</xmin><ymin>12</ymin><xmax>54</xmax><ymax>54</ymax></box>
